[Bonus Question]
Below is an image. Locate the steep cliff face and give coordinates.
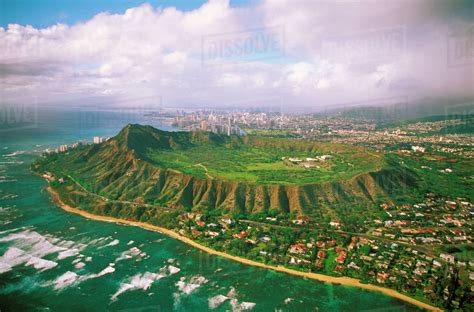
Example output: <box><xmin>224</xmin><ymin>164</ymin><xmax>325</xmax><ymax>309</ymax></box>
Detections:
<box><xmin>42</xmin><ymin>124</ymin><xmax>419</xmax><ymax>215</ymax></box>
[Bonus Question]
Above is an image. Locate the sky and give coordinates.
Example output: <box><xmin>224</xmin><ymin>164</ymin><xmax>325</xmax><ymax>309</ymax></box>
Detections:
<box><xmin>0</xmin><ymin>0</ymin><xmax>473</xmax><ymax>111</ymax></box>
<box><xmin>0</xmin><ymin>0</ymin><xmax>252</xmax><ymax>28</ymax></box>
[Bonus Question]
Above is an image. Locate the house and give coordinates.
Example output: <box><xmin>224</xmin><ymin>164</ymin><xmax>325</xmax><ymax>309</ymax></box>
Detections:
<box><xmin>315</xmin><ymin>260</ymin><xmax>323</xmax><ymax>269</ymax></box>
<box><xmin>380</xmin><ymin>203</ymin><xmax>391</xmax><ymax>210</ymax></box>
<box><xmin>377</xmin><ymin>272</ymin><xmax>390</xmax><ymax>283</ymax></box>
<box><xmin>259</xmin><ymin>236</ymin><xmax>271</xmax><ymax>243</ymax></box>
<box><xmin>445</xmin><ymin>201</ymin><xmax>457</xmax><ymax>209</ymax></box>
<box><xmin>334</xmin><ymin>264</ymin><xmax>344</xmax><ymax>272</ymax></box>
<box><xmin>348</xmin><ymin>262</ymin><xmax>360</xmax><ymax>270</ymax></box>
<box><xmin>411</xmin><ymin>145</ymin><xmax>426</xmax><ymax>153</ymax></box>
<box><xmin>59</xmin><ymin>144</ymin><xmax>68</xmax><ymax>152</ymax></box>
<box><xmin>440</xmin><ymin>253</ymin><xmax>455</xmax><ymax>263</ymax></box>
<box><xmin>191</xmin><ymin>229</ymin><xmax>203</xmax><ymax>238</ymax></box>
<box><xmin>317</xmin><ymin>250</ymin><xmax>326</xmax><ymax>259</ymax></box>
<box><xmin>288</xmin><ymin>157</ymin><xmax>302</xmax><ymax>163</ymax></box>
<box><xmin>207</xmin><ymin>231</ymin><xmax>219</xmax><ymax>237</ymax></box>
<box><xmin>319</xmin><ymin>155</ymin><xmax>333</xmax><ymax>161</ymax></box>
<box><xmin>336</xmin><ymin>251</ymin><xmax>347</xmax><ymax>264</ymax></box>
<box><xmin>439</xmin><ymin>168</ymin><xmax>453</xmax><ymax>173</ymax></box>
<box><xmin>245</xmin><ymin>238</ymin><xmax>257</xmax><ymax>245</ymax></box>
<box><xmin>289</xmin><ymin>244</ymin><xmax>307</xmax><ymax>255</ymax></box>
<box><xmin>348</xmin><ymin>237</ymin><xmax>357</xmax><ymax>250</ymax></box>
<box><xmin>303</xmin><ymin>163</ymin><xmax>317</xmax><ymax>169</ymax></box>
<box><xmin>316</xmin><ymin>241</ymin><xmax>326</xmax><ymax>248</ymax></box>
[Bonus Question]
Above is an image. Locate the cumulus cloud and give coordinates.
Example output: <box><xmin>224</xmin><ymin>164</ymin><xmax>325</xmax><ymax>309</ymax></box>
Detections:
<box><xmin>0</xmin><ymin>0</ymin><xmax>472</xmax><ymax>110</ymax></box>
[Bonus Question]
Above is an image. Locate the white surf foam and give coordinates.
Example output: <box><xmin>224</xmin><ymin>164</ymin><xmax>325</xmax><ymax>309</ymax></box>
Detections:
<box><xmin>230</xmin><ymin>299</ymin><xmax>256</xmax><ymax>312</ymax></box>
<box><xmin>114</xmin><ymin>246</ymin><xmax>146</xmax><ymax>263</ymax></box>
<box><xmin>3</xmin><ymin>151</ymin><xmax>27</xmax><ymax>157</ymax></box>
<box><xmin>111</xmin><ymin>272</ymin><xmax>165</xmax><ymax>300</ymax></box>
<box><xmin>57</xmin><ymin>249</ymin><xmax>80</xmax><ymax>260</ymax></box>
<box><xmin>98</xmin><ymin>265</ymin><xmax>115</xmax><ymax>276</ymax></box>
<box><xmin>0</xmin><ymin>247</ymin><xmax>27</xmax><ymax>273</ymax></box>
<box><xmin>167</xmin><ymin>265</ymin><xmax>180</xmax><ymax>275</ymax></box>
<box><xmin>176</xmin><ymin>275</ymin><xmax>208</xmax><ymax>295</ymax></box>
<box><xmin>99</xmin><ymin>239</ymin><xmax>119</xmax><ymax>249</ymax></box>
<box><xmin>209</xmin><ymin>294</ymin><xmax>229</xmax><ymax>309</ymax></box>
<box><xmin>46</xmin><ymin>264</ymin><xmax>116</xmax><ymax>290</ymax></box>
<box><xmin>51</xmin><ymin>271</ymin><xmax>79</xmax><ymax>290</ymax></box>
<box><xmin>0</xmin><ymin>194</ymin><xmax>18</xmax><ymax>200</ymax></box>
<box><xmin>0</xmin><ymin>229</ymin><xmax>87</xmax><ymax>273</ymax></box>
<box><xmin>74</xmin><ymin>262</ymin><xmax>85</xmax><ymax>269</ymax></box>
<box><xmin>26</xmin><ymin>256</ymin><xmax>58</xmax><ymax>271</ymax></box>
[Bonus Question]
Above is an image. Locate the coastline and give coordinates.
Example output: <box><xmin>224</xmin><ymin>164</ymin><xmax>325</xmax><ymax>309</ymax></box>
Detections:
<box><xmin>46</xmin><ymin>186</ymin><xmax>442</xmax><ymax>312</ymax></box>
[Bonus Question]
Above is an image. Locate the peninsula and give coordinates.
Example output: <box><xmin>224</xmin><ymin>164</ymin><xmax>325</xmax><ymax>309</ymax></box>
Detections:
<box><xmin>32</xmin><ymin>124</ymin><xmax>472</xmax><ymax>311</ymax></box>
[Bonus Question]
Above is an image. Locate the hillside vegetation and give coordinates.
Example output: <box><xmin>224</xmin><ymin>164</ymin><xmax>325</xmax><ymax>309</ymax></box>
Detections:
<box><xmin>33</xmin><ymin>124</ymin><xmax>419</xmax><ymax>217</ymax></box>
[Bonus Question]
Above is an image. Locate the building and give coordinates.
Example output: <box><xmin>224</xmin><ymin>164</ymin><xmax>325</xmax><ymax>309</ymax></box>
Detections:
<box><xmin>93</xmin><ymin>136</ymin><xmax>105</xmax><ymax>144</ymax></box>
<box><xmin>440</xmin><ymin>253</ymin><xmax>455</xmax><ymax>263</ymax></box>
<box><xmin>411</xmin><ymin>145</ymin><xmax>426</xmax><ymax>153</ymax></box>
<box><xmin>59</xmin><ymin>144</ymin><xmax>68</xmax><ymax>152</ymax></box>
<box><xmin>289</xmin><ymin>244</ymin><xmax>307</xmax><ymax>254</ymax></box>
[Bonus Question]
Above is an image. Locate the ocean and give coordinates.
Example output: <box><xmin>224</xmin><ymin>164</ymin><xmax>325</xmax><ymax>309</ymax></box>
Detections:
<box><xmin>0</xmin><ymin>107</ymin><xmax>422</xmax><ymax>311</ymax></box>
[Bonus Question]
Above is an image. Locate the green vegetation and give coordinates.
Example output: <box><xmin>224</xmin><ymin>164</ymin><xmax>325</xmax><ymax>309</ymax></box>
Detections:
<box><xmin>379</xmin><ymin>114</ymin><xmax>474</xmax><ymax>134</ymax></box>
<box><xmin>32</xmin><ymin>124</ymin><xmax>418</xmax><ymax>218</ymax></box>
<box><xmin>147</xmin><ymin>138</ymin><xmax>382</xmax><ymax>185</ymax></box>
<box><xmin>30</xmin><ymin>114</ymin><xmax>474</xmax><ymax>312</ymax></box>
<box><xmin>242</xmin><ymin>128</ymin><xmax>299</xmax><ymax>138</ymax></box>
<box><xmin>387</xmin><ymin>152</ymin><xmax>474</xmax><ymax>201</ymax></box>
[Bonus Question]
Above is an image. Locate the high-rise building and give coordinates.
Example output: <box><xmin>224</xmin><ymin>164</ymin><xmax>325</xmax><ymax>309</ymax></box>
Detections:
<box><xmin>93</xmin><ymin>136</ymin><xmax>104</xmax><ymax>144</ymax></box>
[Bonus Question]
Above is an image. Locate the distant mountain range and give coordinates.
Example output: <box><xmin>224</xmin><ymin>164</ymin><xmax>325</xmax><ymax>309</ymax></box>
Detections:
<box><xmin>318</xmin><ymin>97</ymin><xmax>474</xmax><ymax>124</ymax></box>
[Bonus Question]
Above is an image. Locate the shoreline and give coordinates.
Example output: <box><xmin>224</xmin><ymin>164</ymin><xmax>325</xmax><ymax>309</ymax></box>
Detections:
<box><xmin>46</xmin><ymin>186</ymin><xmax>442</xmax><ymax>312</ymax></box>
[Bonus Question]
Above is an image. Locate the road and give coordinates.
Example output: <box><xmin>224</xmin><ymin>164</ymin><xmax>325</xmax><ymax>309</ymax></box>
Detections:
<box><xmin>66</xmin><ymin>175</ymin><xmax>444</xmax><ymax>262</ymax></box>
<box><xmin>188</xmin><ymin>163</ymin><xmax>213</xmax><ymax>179</ymax></box>
<box><xmin>67</xmin><ymin>174</ymin><xmax>169</xmax><ymax>211</ymax></box>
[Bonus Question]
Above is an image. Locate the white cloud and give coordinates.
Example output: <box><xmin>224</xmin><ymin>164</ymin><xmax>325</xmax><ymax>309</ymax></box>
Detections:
<box><xmin>0</xmin><ymin>0</ymin><xmax>472</xmax><ymax>110</ymax></box>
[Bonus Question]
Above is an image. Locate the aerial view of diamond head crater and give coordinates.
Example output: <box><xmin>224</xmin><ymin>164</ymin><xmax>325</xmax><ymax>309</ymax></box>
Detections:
<box><xmin>1</xmin><ymin>0</ymin><xmax>473</xmax><ymax>311</ymax></box>
<box><xmin>31</xmin><ymin>122</ymin><xmax>471</xmax><ymax>311</ymax></box>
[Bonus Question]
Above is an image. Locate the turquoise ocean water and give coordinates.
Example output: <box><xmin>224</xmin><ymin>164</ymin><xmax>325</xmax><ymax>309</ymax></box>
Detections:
<box><xmin>0</xmin><ymin>107</ymin><xmax>422</xmax><ymax>311</ymax></box>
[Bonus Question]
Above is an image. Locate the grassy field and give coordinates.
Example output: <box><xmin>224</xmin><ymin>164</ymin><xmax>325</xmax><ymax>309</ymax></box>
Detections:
<box><xmin>243</xmin><ymin>128</ymin><xmax>299</xmax><ymax>138</ymax></box>
<box><xmin>389</xmin><ymin>152</ymin><xmax>474</xmax><ymax>201</ymax></box>
<box><xmin>147</xmin><ymin>142</ymin><xmax>383</xmax><ymax>185</ymax></box>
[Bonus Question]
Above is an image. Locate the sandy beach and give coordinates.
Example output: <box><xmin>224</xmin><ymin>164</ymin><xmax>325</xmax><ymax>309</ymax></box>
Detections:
<box><xmin>47</xmin><ymin>186</ymin><xmax>442</xmax><ymax>312</ymax></box>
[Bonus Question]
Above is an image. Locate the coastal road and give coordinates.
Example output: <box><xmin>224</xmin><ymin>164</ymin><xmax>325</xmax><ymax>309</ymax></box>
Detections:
<box><xmin>64</xmin><ymin>175</ymin><xmax>444</xmax><ymax>262</ymax></box>
<box><xmin>66</xmin><ymin>174</ymin><xmax>170</xmax><ymax>211</ymax></box>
